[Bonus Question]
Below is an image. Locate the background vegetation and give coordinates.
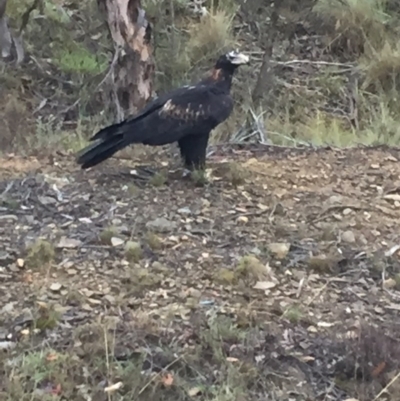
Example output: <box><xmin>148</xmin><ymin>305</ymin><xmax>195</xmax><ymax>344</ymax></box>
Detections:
<box><xmin>2</xmin><ymin>0</ymin><xmax>400</xmax><ymax>152</ymax></box>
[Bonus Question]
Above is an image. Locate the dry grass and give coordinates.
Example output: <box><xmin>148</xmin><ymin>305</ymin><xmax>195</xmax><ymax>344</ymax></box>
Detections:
<box><xmin>3</xmin><ymin>0</ymin><xmax>400</xmax><ymax>158</ymax></box>
<box><xmin>313</xmin><ymin>0</ymin><xmax>391</xmax><ymax>54</ymax></box>
<box><xmin>186</xmin><ymin>9</ymin><xmax>237</xmax><ymax>64</ymax></box>
<box><xmin>360</xmin><ymin>42</ymin><xmax>400</xmax><ymax>92</ymax></box>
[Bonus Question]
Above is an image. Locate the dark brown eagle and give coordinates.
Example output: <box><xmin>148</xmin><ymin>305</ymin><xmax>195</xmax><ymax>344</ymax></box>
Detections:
<box><xmin>76</xmin><ymin>50</ymin><xmax>249</xmax><ymax>171</ymax></box>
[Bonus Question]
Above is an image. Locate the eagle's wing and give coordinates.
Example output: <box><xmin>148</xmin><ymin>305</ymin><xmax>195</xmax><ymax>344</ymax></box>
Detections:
<box><xmin>133</xmin><ymin>85</ymin><xmax>234</xmax><ymax>146</ymax></box>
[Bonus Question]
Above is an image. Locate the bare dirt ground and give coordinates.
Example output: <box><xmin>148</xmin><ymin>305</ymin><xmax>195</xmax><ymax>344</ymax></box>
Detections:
<box><xmin>1</xmin><ymin>144</ymin><xmax>400</xmax><ymax>401</ymax></box>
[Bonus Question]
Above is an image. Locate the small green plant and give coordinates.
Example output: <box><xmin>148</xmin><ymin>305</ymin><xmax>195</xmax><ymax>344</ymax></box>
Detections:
<box><xmin>1</xmin><ymin>198</ymin><xmax>19</xmax><ymax>210</ymax></box>
<box><xmin>25</xmin><ymin>239</ymin><xmax>55</xmax><ymax>269</ymax></box>
<box><xmin>128</xmin><ymin>268</ymin><xmax>163</xmax><ymax>291</ymax></box>
<box><xmin>213</xmin><ymin>267</ymin><xmax>237</xmax><ymax>285</ymax></box>
<box><xmin>53</xmin><ymin>43</ymin><xmax>107</xmax><ymax>75</ymax></box>
<box><xmin>99</xmin><ymin>226</ymin><xmax>118</xmax><ymax>245</ymax></box>
<box><xmin>146</xmin><ymin>231</ymin><xmax>162</xmax><ymax>250</ymax></box>
<box><xmin>190</xmin><ymin>168</ymin><xmax>208</xmax><ymax>186</ymax></box>
<box><xmin>124</xmin><ymin>241</ymin><xmax>143</xmax><ymax>263</ymax></box>
<box><xmin>34</xmin><ymin>303</ymin><xmax>62</xmax><ymax>331</ymax></box>
<box><xmin>236</xmin><ymin>255</ymin><xmax>266</xmax><ymax>281</ymax></box>
<box><xmin>282</xmin><ymin>305</ymin><xmax>304</xmax><ymax>323</ymax></box>
<box><xmin>224</xmin><ymin>162</ymin><xmax>248</xmax><ymax>186</ymax></box>
<box><xmin>149</xmin><ymin>172</ymin><xmax>167</xmax><ymax>187</ymax></box>
<box><xmin>127</xmin><ymin>183</ymin><xmax>140</xmax><ymax>196</ymax></box>
<box><xmin>62</xmin><ymin>288</ymin><xmax>85</xmax><ymax>306</ymax></box>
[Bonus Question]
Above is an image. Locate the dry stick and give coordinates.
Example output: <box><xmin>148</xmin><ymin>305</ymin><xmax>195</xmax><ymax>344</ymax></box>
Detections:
<box><xmin>103</xmin><ymin>327</ymin><xmax>111</xmax><ymax>401</ymax></box>
<box><xmin>306</xmin><ymin>281</ymin><xmax>330</xmax><ymax>306</ymax></box>
<box><xmin>138</xmin><ymin>355</ymin><xmax>182</xmax><ymax>395</ymax></box>
<box><xmin>94</xmin><ymin>46</ymin><xmax>121</xmax><ymax>93</ymax></box>
<box><xmin>274</xmin><ymin>59</ymin><xmax>355</xmax><ymax>68</ymax></box>
<box><xmin>372</xmin><ymin>371</ymin><xmax>400</xmax><ymax>401</ymax></box>
<box><xmin>13</xmin><ymin>0</ymin><xmax>41</xmax><ymax>64</ymax></box>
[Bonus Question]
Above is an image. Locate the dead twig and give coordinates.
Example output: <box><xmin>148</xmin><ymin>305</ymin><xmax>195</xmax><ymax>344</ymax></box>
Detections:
<box><xmin>138</xmin><ymin>355</ymin><xmax>182</xmax><ymax>395</ymax></box>
<box><xmin>93</xmin><ymin>45</ymin><xmax>121</xmax><ymax>93</ymax></box>
<box><xmin>274</xmin><ymin>59</ymin><xmax>356</xmax><ymax>68</ymax></box>
<box><xmin>372</xmin><ymin>370</ymin><xmax>400</xmax><ymax>400</ymax></box>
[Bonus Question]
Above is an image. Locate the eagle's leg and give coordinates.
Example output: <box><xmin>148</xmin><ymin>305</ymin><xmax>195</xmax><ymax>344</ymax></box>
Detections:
<box><xmin>178</xmin><ymin>133</ymin><xmax>210</xmax><ymax>171</ymax></box>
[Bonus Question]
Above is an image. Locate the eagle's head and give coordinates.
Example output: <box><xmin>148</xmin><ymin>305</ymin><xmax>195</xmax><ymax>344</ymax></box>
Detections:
<box><xmin>215</xmin><ymin>50</ymin><xmax>250</xmax><ymax>70</ymax></box>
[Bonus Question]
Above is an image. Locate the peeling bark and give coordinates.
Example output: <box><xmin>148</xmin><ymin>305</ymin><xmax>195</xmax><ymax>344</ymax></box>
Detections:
<box><xmin>0</xmin><ymin>0</ymin><xmax>12</xmax><ymax>58</ymax></box>
<box><xmin>98</xmin><ymin>0</ymin><xmax>155</xmax><ymax>120</ymax></box>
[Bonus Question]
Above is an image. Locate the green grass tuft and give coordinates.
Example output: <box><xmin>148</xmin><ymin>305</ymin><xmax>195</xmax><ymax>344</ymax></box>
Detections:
<box><xmin>25</xmin><ymin>239</ymin><xmax>55</xmax><ymax>270</ymax></box>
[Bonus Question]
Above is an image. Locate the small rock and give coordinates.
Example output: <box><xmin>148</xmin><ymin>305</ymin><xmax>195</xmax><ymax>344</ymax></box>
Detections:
<box><xmin>57</xmin><ymin>237</ymin><xmax>82</xmax><ymax>249</ymax></box>
<box><xmin>16</xmin><ymin>258</ymin><xmax>25</xmax><ymax>268</ymax></box>
<box><xmin>267</xmin><ymin>242</ymin><xmax>290</xmax><ymax>259</ymax></box>
<box><xmin>384</xmin><ymin>194</ymin><xmax>400</xmax><ymax>202</ymax></box>
<box><xmin>343</xmin><ymin>208</ymin><xmax>352</xmax><ymax>216</ymax></box>
<box><xmin>50</xmin><ymin>282</ymin><xmax>62</xmax><ymax>292</ymax></box>
<box><xmin>2</xmin><ymin>302</ymin><xmax>14</xmax><ymax>314</ymax></box>
<box><xmin>341</xmin><ymin>230</ymin><xmax>355</xmax><ymax>243</ymax></box>
<box><xmin>201</xmin><ymin>199</ymin><xmax>211</xmax><ymax>208</ymax></box>
<box><xmin>79</xmin><ymin>217</ymin><xmax>93</xmax><ymax>224</ymax></box>
<box><xmin>0</xmin><ymin>341</ymin><xmax>16</xmax><ymax>351</ymax></box>
<box><xmin>328</xmin><ymin>195</ymin><xmax>343</xmax><ymax>205</ymax></box>
<box><xmin>82</xmin><ymin>303</ymin><xmax>93</xmax><ymax>311</ymax></box>
<box><xmin>0</xmin><ymin>251</ymin><xmax>12</xmax><ymax>263</ymax></box>
<box><xmin>25</xmin><ymin>215</ymin><xmax>35</xmax><ymax>224</ymax></box>
<box><xmin>104</xmin><ymin>295</ymin><xmax>116</xmax><ymax>304</ymax></box>
<box><xmin>188</xmin><ymin>288</ymin><xmax>202</xmax><ymax>299</ymax></box>
<box><xmin>383</xmin><ymin>278</ymin><xmax>396</xmax><ymax>289</ymax></box>
<box><xmin>111</xmin><ymin>237</ymin><xmax>124</xmax><ymax>247</ymax></box>
<box><xmin>237</xmin><ymin>216</ymin><xmax>248</xmax><ymax>224</ymax></box>
<box><xmin>177</xmin><ymin>207</ymin><xmax>191</xmax><ymax>215</ymax></box>
<box><xmin>88</xmin><ymin>298</ymin><xmax>102</xmax><ymax>305</ymax></box>
<box><xmin>82</xmin><ymin>289</ymin><xmax>94</xmax><ymax>297</ymax></box>
<box><xmin>38</xmin><ymin>196</ymin><xmax>57</xmax><ymax>205</ymax></box>
<box><xmin>274</xmin><ymin>203</ymin><xmax>285</xmax><ymax>216</ymax></box>
<box><xmin>67</xmin><ymin>268</ymin><xmax>77</xmax><ymax>275</ymax></box>
<box><xmin>146</xmin><ymin>217</ymin><xmax>177</xmax><ymax>233</ymax></box>
<box><xmin>152</xmin><ymin>261</ymin><xmax>168</xmax><ymax>272</ymax></box>
<box><xmin>0</xmin><ymin>215</ymin><xmax>17</xmax><ymax>221</ymax></box>
<box><xmin>253</xmin><ymin>281</ymin><xmax>277</xmax><ymax>290</ymax></box>
<box><xmin>250</xmin><ymin>247</ymin><xmax>262</xmax><ymax>255</ymax></box>
<box><xmin>257</xmin><ymin>203</ymin><xmax>268</xmax><ymax>211</ymax></box>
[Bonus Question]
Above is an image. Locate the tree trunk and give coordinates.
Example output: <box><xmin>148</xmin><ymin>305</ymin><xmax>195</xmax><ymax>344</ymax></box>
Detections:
<box><xmin>98</xmin><ymin>0</ymin><xmax>155</xmax><ymax>121</ymax></box>
<box><xmin>0</xmin><ymin>0</ymin><xmax>12</xmax><ymax>58</ymax></box>
<box><xmin>251</xmin><ymin>9</ymin><xmax>279</xmax><ymax>110</ymax></box>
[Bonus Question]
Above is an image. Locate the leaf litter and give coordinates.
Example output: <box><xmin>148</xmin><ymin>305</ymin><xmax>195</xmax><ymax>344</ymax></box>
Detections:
<box><xmin>1</xmin><ymin>145</ymin><xmax>400</xmax><ymax>400</ymax></box>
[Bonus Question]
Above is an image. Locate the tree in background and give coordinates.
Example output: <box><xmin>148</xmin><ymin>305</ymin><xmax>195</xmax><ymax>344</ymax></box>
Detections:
<box><xmin>0</xmin><ymin>0</ymin><xmax>12</xmax><ymax>58</ymax></box>
<box><xmin>97</xmin><ymin>0</ymin><xmax>155</xmax><ymax>121</ymax></box>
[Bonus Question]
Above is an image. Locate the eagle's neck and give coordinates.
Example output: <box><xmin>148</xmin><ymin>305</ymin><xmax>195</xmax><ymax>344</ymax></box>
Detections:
<box><xmin>202</xmin><ymin>67</ymin><xmax>234</xmax><ymax>92</ymax></box>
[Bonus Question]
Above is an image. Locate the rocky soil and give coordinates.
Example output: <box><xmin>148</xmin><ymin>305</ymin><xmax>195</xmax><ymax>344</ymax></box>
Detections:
<box><xmin>1</xmin><ymin>144</ymin><xmax>400</xmax><ymax>401</ymax></box>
